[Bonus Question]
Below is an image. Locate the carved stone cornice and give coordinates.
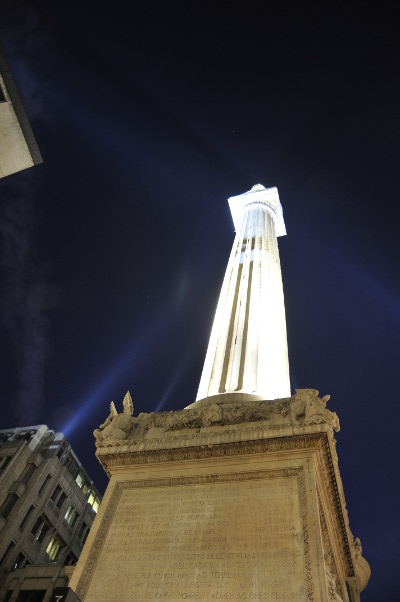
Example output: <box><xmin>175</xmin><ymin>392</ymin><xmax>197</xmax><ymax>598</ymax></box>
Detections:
<box><xmin>317</xmin><ymin>490</ymin><xmax>343</xmax><ymax>601</ymax></box>
<box><xmin>94</xmin><ymin>389</ymin><xmax>340</xmax><ymax>452</ymax></box>
<box><xmin>99</xmin><ymin>431</ymin><xmax>321</xmax><ymax>467</ymax></box>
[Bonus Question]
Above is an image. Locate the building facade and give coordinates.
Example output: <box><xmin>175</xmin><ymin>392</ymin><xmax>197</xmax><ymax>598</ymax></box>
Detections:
<box><xmin>0</xmin><ymin>43</ymin><xmax>43</xmax><ymax>179</ymax></box>
<box><xmin>2</xmin><ymin>564</ymin><xmax>78</xmax><ymax>602</ymax></box>
<box><xmin>0</xmin><ymin>425</ymin><xmax>101</xmax><ymax>599</ymax></box>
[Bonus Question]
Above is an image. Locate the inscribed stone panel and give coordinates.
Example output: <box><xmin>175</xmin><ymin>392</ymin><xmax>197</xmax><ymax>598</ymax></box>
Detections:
<box><xmin>80</xmin><ymin>470</ymin><xmax>308</xmax><ymax>601</ymax></box>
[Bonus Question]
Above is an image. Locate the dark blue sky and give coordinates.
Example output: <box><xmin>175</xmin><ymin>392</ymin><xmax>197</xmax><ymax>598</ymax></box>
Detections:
<box><xmin>1</xmin><ymin>2</ymin><xmax>399</xmax><ymax>599</ymax></box>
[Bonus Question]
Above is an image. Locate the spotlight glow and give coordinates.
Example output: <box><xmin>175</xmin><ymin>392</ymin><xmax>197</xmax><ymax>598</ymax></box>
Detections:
<box><xmin>61</xmin><ymin>308</ymin><xmax>172</xmax><ymax>437</ymax></box>
<box><xmin>154</xmin><ymin>354</ymin><xmax>190</xmax><ymax>413</ymax></box>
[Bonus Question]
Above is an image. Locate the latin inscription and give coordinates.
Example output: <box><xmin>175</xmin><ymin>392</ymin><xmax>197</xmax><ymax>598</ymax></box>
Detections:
<box><xmin>86</xmin><ymin>476</ymin><xmax>305</xmax><ymax>601</ymax></box>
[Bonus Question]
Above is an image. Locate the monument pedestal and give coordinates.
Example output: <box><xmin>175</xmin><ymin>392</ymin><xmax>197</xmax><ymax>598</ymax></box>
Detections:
<box><xmin>69</xmin><ymin>391</ymin><xmax>369</xmax><ymax>602</ymax></box>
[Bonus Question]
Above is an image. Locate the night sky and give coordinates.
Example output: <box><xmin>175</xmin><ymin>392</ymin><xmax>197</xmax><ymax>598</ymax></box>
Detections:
<box><xmin>1</xmin><ymin>2</ymin><xmax>399</xmax><ymax>600</ymax></box>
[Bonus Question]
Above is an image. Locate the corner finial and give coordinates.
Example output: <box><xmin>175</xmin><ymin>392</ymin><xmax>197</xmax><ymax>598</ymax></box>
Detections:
<box><xmin>123</xmin><ymin>391</ymin><xmax>133</xmax><ymax>416</ymax></box>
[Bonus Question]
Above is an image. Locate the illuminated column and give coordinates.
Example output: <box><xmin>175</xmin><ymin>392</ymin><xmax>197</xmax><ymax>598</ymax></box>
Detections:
<box><xmin>196</xmin><ymin>184</ymin><xmax>290</xmax><ymax>401</ymax></box>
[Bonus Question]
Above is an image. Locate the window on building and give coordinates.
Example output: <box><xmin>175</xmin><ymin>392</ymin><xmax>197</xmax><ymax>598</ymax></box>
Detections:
<box><xmin>78</xmin><ymin>521</ymin><xmax>89</xmax><ymax>547</ymax></box>
<box><xmin>16</xmin><ymin>432</ymin><xmax>33</xmax><ymax>442</ymax></box>
<box><xmin>65</xmin><ymin>552</ymin><xmax>78</xmax><ymax>565</ymax></box>
<box><xmin>68</xmin><ymin>459</ymin><xmax>79</xmax><ymax>478</ymax></box>
<box><xmin>63</xmin><ymin>453</ymin><xmax>79</xmax><ymax>477</ymax></box>
<box><xmin>20</xmin><ymin>505</ymin><xmax>35</xmax><ymax>531</ymax></box>
<box><xmin>88</xmin><ymin>492</ymin><xmax>100</xmax><ymax>513</ymax></box>
<box><xmin>82</xmin><ymin>528</ymin><xmax>89</xmax><ymax>545</ymax></box>
<box><xmin>12</xmin><ymin>551</ymin><xmax>28</xmax><ymax>571</ymax></box>
<box><xmin>56</xmin><ymin>491</ymin><xmax>67</xmax><ymax>510</ymax></box>
<box><xmin>0</xmin><ymin>493</ymin><xmax>18</xmax><ymax>519</ymax></box>
<box><xmin>31</xmin><ymin>515</ymin><xmax>50</xmax><ymax>543</ymax></box>
<box><xmin>46</xmin><ymin>536</ymin><xmax>62</xmax><ymax>561</ymax></box>
<box><xmin>0</xmin><ymin>456</ymin><xmax>12</xmax><ymax>471</ymax></box>
<box><xmin>78</xmin><ymin>521</ymin><xmax>88</xmax><ymax>539</ymax></box>
<box><xmin>50</xmin><ymin>484</ymin><xmax>61</xmax><ymax>502</ymax></box>
<box><xmin>64</xmin><ymin>504</ymin><xmax>73</xmax><ymax>523</ymax></box>
<box><xmin>75</xmin><ymin>472</ymin><xmax>89</xmax><ymax>495</ymax></box>
<box><xmin>16</xmin><ymin>590</ymin><xmax>47</xmax><ymax>601</ymax></box>
<box><xmin>38</xmin><ymin>474</ymin><xmax>51</xmax><ymax>496</ymax></box>
<box><xmin>64</xmin><ymin>504</ymin><xmax>79</xmax><ymax>527</ymax></box>
<box><xmin>31</xmin><ymin>516</ymin><xmax>41</xmax><ymax>535</ymax></box>
<box><xmin>0</xmin><ymin>541</ymin><xmax>15</xmax><ymax>566</ymax></box>
<box><xmin>19</xmin><ymin>463</ymin><xmax>36</xmax><ymax>485</ymax></box>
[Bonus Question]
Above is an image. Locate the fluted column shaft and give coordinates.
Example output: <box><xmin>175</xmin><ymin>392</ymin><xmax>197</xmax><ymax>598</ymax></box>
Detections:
<box><xmin>196</xmin><ymin>186</ymin><xmax>290</xmax><ymax>401</ymax></box>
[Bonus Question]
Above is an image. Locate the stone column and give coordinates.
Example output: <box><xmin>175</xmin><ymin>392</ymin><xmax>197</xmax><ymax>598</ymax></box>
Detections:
<box><xmin>196</xmin><ymin>184</ymin><xmax>290</xmax><ymax>402</ymax></box>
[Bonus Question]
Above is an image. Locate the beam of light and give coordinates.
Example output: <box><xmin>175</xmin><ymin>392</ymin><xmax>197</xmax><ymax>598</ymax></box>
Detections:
<box><xmin>40</xmin><ymin>71</ymin><xmax>247</xmax><ymax>205</ymax></box>
<box><xmin>61</xmin><ymin>307</ymin><xmax>172</xmax><ymax>438</ymax></box>
<box><xmin>153</xmin><ymin>353</ymin><xmax>191</xmax><ymax>414</ymax></box>
<box><xmin>297</xmin><ymin>219</ymin><xmax>400</xmax><ymax>319</ymax></box>
<box><xmin>175</xmin><ymin>267</ymin><xmax>189</xmax><ymax>309</ymax></box>
<box><xmin>61</xmin><ymin>266</ymin><xmax>190</xmax><ymax>438</ymax></box>
<box><xmin>342</xmin><ymin>254</ymin><xmax>400</xmax><ymax>319</ymax></box>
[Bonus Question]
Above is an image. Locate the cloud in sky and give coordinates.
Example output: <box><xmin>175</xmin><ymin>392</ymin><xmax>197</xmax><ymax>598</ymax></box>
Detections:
<box><xmin>0</xmin><ymin>171</ymin><xmax>50</xmax><ymax>423</ymax></box>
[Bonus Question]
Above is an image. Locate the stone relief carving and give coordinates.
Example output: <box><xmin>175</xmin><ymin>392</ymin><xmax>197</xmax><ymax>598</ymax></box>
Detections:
<box><xmin>317</xmin><ymin>490</ymin><xmax>343</xmax><ymax>602</ymax></box>
<box><xmin>151</xmin><ymin>399</ymin><xmax>290</xmax><ymax>431</ymax></box>
<box><xmin>322</xmin><ymin>431</ymin><xmax>353</xmax><ymax>560</ymax></box>
<box><xmin>94</xmin><ymin>388</ymin><xmax>340</xmax><ymax>446</ymax></box>
<box><xmin>291</xmin><ymin>389</ymin><xmax>340</xmax><ymax>432</ymax></box>
<box><xmin>325</xmin><ymin>566</ymin><xmax>344</xmax><ymax>602</ymax></box>
<box><xmin>353</xmin><ymin>537</ymin><xmax>362</xmax><ymax>559</ymax></box>
<box><xmin>94</xmin><ymin>391</ymin><xmax>136</xmax><ymax>442</ymax></box>
<box><xmin>351</xmin><ymin>536</ymin><xmax>370</xmax><ymax>593</ymax></box>
<box><xmin>157</xmin><ymin>402</ymin><xmax>224</xmax><ymax>430</ymax></box>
